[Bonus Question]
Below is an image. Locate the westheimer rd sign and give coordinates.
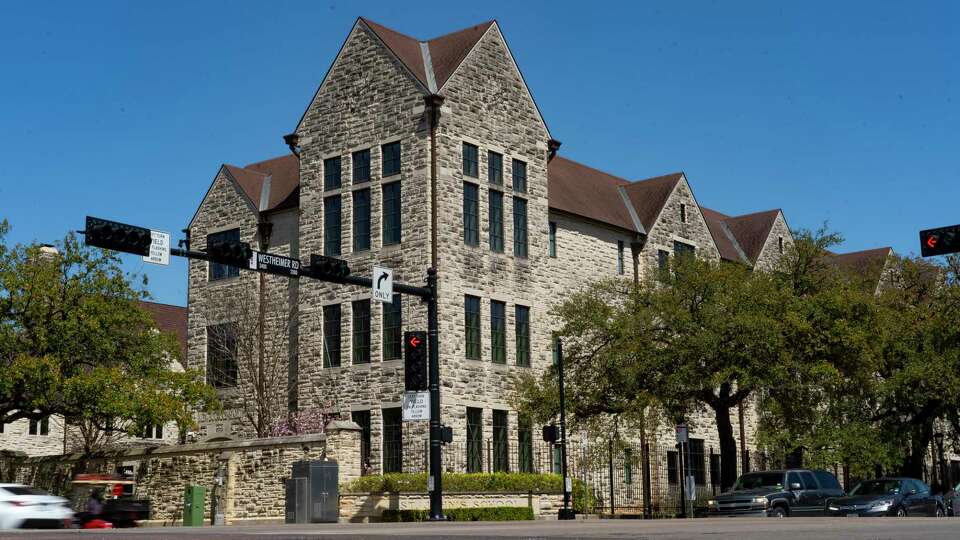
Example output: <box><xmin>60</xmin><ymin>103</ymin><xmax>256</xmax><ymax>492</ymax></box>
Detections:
<box><xmin>372</xmin><ymin>265</ymin><xmax>393</xmax><ymax>303</ymax></box>
<box><xmin>250</xmin><ymin>251</ymin><xmax>301</xmax><ymax>277</ymax></box>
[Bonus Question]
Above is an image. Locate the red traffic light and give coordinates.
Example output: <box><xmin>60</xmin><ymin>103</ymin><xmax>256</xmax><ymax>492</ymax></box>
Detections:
<box><xmin>920</xmin><ymin>224</ymin><xmax>960</xmax><ymax>257</ymax></box>
<box><xmin>926</xmin><ymin>235</ymin><xmax>938</xmax><ymax>249</ymax></box>
<box><xmin>408</xmin><ymin>334</ymin><xmax>422</xmax><ymax>348</ymax></box>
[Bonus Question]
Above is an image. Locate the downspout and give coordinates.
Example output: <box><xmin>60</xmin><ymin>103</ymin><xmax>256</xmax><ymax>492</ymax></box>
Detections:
<box><xmin>424</xmin><ymin>94</ymin><xmax>444</xmax><ymax>268</ymax></box>
<box><xmin>256</xmin><ymin>219</ymin><xmax>273</xmax><ymax>436</ymax></box>
<box><xmin>279</xmin><ymin>133</ymin><xmax>301</xmax><ymax>414</ymax></box>
<box><xmin>629</xmin><ymin>234</ymin><xmax>651</xmax><ymax>518</ymax></box>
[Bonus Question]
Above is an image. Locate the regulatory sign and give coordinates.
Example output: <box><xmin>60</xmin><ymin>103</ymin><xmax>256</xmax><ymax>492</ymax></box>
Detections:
<box><xmin>142</xmin><ymin>230</ymin><xmax>170</xmax><ymax>266</ymax></box>
<box><xmin>372</xmin><ymin>265</ymin><xmax>393</xmax><ymax>303</ymax></box>
<box><xmin>675</xmin><ymin>424</ymin><xmax>689</xmax><ymax>444</ymax></box>
<box><xmin>249</xmin><ymin>251</ymin><xmax>301</xmax><ymax>277</ymax></box>
<box><xmin>402</xmin><ymin>390</ymin><xmax>429</xmax><ymax>421</ymax></box>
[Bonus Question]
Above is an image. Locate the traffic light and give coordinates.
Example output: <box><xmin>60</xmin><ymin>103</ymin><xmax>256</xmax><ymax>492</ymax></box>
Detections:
<box><xmin>84</xmin><ymin>216</ymin><xmax>152</xmax><ymax>256</ymax></box>
<box><xmin>207</xmin><ymin>239</ymin><xmax>253</xmax><ymax>268</ymax></box>
<box><xmin>404</xmin><ymin>331</ymin><xmax>428</xmax><ymax>391</ymax></box>
<box><xmin>309</xmin><ymin>254</ymin><xmax>351</xmax><ymax>281</ymax></box>
<box><xmin>542</xmin><ymin>424</ymin><xmax>559</xmax><ymax>443</ymax></box>
<box><xmin>920</xmin><ymin>225</ymin><xmax>960</xmax><ymax>257</ymax></box>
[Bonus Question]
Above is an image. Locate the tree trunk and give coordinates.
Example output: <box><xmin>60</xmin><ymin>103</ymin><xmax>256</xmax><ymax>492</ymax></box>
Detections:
<box><xmin>901</xmin><ymin>421</ymin><xmax>934</xmax><ymax>479</ymax></box>
<box><xmin>714</xmin><ymin>404</ymin><xmax>739</xmax><ymax>492</ymax></box>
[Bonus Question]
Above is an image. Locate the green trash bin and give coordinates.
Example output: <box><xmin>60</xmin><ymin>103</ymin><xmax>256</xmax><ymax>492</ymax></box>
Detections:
<box><xmin>183</xmin><ymin>485</ymin><xmax>206</xmax><ymax>526</ymax></box>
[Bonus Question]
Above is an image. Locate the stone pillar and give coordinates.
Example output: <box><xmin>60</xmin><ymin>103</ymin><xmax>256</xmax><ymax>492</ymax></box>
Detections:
<box><xmin>324</xmin><ymin>420</ymin><xmax>363</xmax><ymax>485</ymax></box>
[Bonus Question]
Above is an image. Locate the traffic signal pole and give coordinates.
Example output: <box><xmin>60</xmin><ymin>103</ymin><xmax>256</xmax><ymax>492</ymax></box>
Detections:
<box><xmin>83</xmin><ymin>216</ymin><xmax>445</xmax><ymax>520</ymax></box>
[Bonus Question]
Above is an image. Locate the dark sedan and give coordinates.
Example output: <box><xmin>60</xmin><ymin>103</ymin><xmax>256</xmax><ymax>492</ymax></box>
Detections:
<box><xmin>825</xmin><ymin>478</ymin><xmax>945</xmax><ymax>517</ymax></box>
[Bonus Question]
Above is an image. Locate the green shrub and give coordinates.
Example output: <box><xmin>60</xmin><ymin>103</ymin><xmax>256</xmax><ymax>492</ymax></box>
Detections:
<box><xmin>343</xmin><ymin>472</ymin><xmax>595</xmax><ymax>513</ymax></box>
<box><xmin>381</xmin><ymin>506</ymin><xmax>534</xmax><ymax>522</ymax></box>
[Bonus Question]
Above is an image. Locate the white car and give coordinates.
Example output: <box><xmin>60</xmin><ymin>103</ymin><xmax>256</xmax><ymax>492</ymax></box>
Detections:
<box><xmin>0</xmin><ymin>483</ymin><xmax>73</xmax><ymax>529</ymax></box>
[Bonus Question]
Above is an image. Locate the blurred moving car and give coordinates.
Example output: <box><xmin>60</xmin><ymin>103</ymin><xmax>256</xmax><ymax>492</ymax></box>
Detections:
<box><xmin>825</xmin><ymin>477</ymin><xmax>945</xmax><ymax>517</ymax></box>
<box><xmin>706</xmin><ymin>469</ymin><xmax>845</xmax><ymax>517</ymax></box>
<box><xmin>944</xmin><ymin>481</ymin><xmax>960</xmax><ymax>516</ymax></box>
<box><xmin>0</xmin><ymin>484</ymin><xmax>73</xmax><ymax>529</ymax></box>
<box><xmin>68</xmin><ymin>474</ymin><xmax>150</xmax><ymax>528</ymax></box>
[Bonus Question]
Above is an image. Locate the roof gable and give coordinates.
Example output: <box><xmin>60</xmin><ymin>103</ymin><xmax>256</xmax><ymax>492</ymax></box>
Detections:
<box><xmin>139</xmin><ymin>301</ymin><xmax>187</xmax><ymax>360</ymax></box>
<box><xmin>427</xmin><ymin>21</ymin><xmax>495</xmax><ymax>89</ymax></box>
<box><xmin>722</xmin><ymin>209</ymin><xmax>781</xmax><ymax>263</ymax></box>
<box><xmin>621</xmin><ymin>173</ymin><xmax>684</xmax><ymax>232</ymax></box>
<box><xmin>360</xmin><ymin>18</ymin><xmax>431</xmax><ymax>89</ymax></box>
<box><xmin>701</xmin><ymin>207</ymin><xmax>751</xmax><ymax>264</ymax></box>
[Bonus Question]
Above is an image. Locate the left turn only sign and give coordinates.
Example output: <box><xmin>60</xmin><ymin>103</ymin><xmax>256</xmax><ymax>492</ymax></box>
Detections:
<box><xmin>372</xmin><ymin>266</ymin><xmax>393</xmax><ymax>303</ymax></box>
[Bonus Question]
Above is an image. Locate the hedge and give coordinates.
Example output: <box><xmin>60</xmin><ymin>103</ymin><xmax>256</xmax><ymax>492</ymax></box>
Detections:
<box><xmin>343</xmin><ymin>472</ymin><xmax>594</xmax><ymax>513</ymax></box>
<box><xmin>381</xmin><ymin>506</ymin><xmax>534</xmax><ymax>522</ymax></box>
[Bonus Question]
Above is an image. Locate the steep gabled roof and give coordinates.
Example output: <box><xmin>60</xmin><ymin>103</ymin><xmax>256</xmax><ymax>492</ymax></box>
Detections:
<box><xmin>547</xmin><ymin>156</ymin><xmax>636</xmax><ymax>232</ymax></box>
<box><xmin>360</xmin><ymin>17</ymin><xmax>494</xmax><ymax>92</ymax></box>
<box><xmin>827</xmin><ymin>247</ymin><xmax>893</xmax><ymax>277</ymax></box>
<box><xmin>621</xmin><ymin>173</ymin><xmax>684</xmax><ymax>232</ymax></box>
<box><xmin>700</xmin><ymin>207</ymin><xmax>751</xmax><ymax>264</ymax></box>
<box><xmin>138</xmin><ymin>301</ymin><xmax>187</xmax><ymax>361</ymax></box>
<box><xmin>223</xmin><ymin>154</ymin><xmax>300</xmax><ymax>213</ymax></box>
<box><xmin>721</xmin><ymin>209</ymin><xmax>781</xmax><ymax>263</ymax></box>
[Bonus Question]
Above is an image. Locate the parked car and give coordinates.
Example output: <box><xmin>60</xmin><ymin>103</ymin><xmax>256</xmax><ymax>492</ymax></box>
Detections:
<box><xmin>706</xmin><ymin>469</ymin><xmax>845</xmax><ymax>517</ymax></box>
<box><xmin>825</xmin><ymin>477</ymin><xmax>945</xmax><ymax>517</ymax></box>
<box><xmin>0</xmin><ymin>484</ymin><xmax>74</xmax><ymax>529</ymax></box>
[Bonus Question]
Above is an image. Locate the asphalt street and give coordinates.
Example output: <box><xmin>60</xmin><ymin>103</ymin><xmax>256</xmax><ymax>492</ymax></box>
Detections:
<box><xmin>2</xmin><ymin>517</ymin><xmax>960</xmax><ymax>540</ymax></box>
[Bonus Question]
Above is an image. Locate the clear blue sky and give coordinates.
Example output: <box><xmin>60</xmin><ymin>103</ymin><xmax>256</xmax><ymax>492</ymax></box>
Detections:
<box><xmin>2</xmin><ymin>1</ymin><xmax>957</xmax><ymax>306</ymax></box>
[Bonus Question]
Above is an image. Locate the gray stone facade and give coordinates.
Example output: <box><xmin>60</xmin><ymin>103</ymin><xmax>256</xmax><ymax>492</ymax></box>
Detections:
<box><xmin>184</xmin><ymin>18</ymin><xmax>803</xmax><ymax>475</ymax></box>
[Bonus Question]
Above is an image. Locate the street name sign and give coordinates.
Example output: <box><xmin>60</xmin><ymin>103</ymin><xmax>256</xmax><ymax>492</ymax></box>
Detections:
<box><xmin>250</xmin><ymin>251</ymin><xmax>301</xmax><ymax>277</ymax></box>
<box><xmin>142</xmin><ymin>230</ymin><xmax>170</xmax><ymax>266</ymax></box>
<box><xmin>372</xmin><ymin>265</ymin><xmax>393</xmax><ymax>303</ymax></box>
<box><xmin>920</xmin><ymin>224</ymin><xmax>960</xmax><ymax>257</ymax></box>
<box><xmin>402</xmin><ymin>390</ymin><xmax>430</xmax><ymax>421</ymax></box>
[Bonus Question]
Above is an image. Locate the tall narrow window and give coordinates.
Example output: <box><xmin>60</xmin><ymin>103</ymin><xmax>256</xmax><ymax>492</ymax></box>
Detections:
<box><xmin>658</xmin><ymin>249</ymin><xmax>670</xmax><ymax>270</ymax></box>
<box><xmin>515</xmin><ymin>305</ymin><xmax>530</xmax><ymax>367</ymax></box>
<box><xmin>624</xmin><ymin>447</ymin><xmax>634</xmax><ymax>484</ymax></box>
<box><xmin>493</xmin><ymin>409</ymin><xmax>509</xmax><ymax>472</ymax></box>
<box><xmin>381</xmin><ymin>141</ymin><xmax>401</xmax><ymax>177</ymax></box>
<box><xmin>382</xmin><ymin>181</ymin><xmax>401</xmax><ymax>245</ymax></box>
<box><xmin>351</xmin><ymin>410</ymin><xmax>372</xmax><ymax>474</ymax></box>
<box><xmin>680</xmin><ymin>203</ymin><xmax>687</xmax><ymax>223</ymax></box>
<box><xmin>463</xmin><ymin>182</ymin><xmax>479</xmax><ymax>246</ymax></box>
<box><xmin>352</xmin><ymin>300</ymin><xmax>371</xmax><ymax>364</ymax></box>
<box><xmin>689</xmin><ymin>438</ymin><xmax>707</xmax><ymax>485</ymax></box>
<box><xmin>491</xmin><ymin>300</ymin><xmax>506</xmax><ymax>364</ymax></box>
<box><xmin>617</xmin><ymin>240</ymin><xmax>625</xmax><ymax>274</ymax></box>
<box><xmin>353</xmin><ymin>149</ymin><xmax>370</xmax><ymax>183</ymax></box>
<box><xmin>667</xmin><ymin>451</ymin><xmax>679</xmax><ymax>484</ymax></box>
<box><xmin>382</xmin><ymin>407</ymin><xmax>403</xmax><ymax>473</ymax></box>
<box><xmin>207</xmin><ymin>228</ymin><xmax>240</xmax><ymax>281</ymax></box>
<box><xmin>488</xmin><ymin>151</ymin><xmax>503</xmax><ymax>185</ymax></box>
<box><xmin>324</xmin><ymin>156</ymin><xmax>342</xmax><ymax>190</ymax></box>
<box><xmin>382</xmin><ymin>295</ymin><xmax>402</xmax><ymax>361</ymax></box>
<box><xmin>353</xmin><ymin>189</ymin><xmax>371</xmax><ymax>251</ymax></box>
<box><xmin>489</xmin><ymin>191</ymin><xmax>504</xmax><ymax>252</ymax></box>
<box><xmin>324</xmin><ymin>195</ymin><xmax>342</xmax><ymax>256</ymax></box>
<box><xmin>323</xmin><ymin>304</ymin><xmax>341</xmax><ymax>368</ymax></box>
<box><xmin>466</xmin><ymin>407</ymin><xmax>483</xmax><ymax>473</ymax></box>
<box><xmin>512</xmin><ymin>159</ymin><xmax>527</xmax><ymax>193</ymax></box>
<box><xmin>548</xmin><ymin>221</ymin><xmax>557</xmax><ymax>257</ymax></box>
<box><xmin>778</xmin><ymin>236</ymin><xmax>784</xmax><ymax>254</ymax></box>
<box><xmin>464</xmin><ymin>296</ymin><xmax>481</xmax><ymax>360</ymax></box>
<box><xmin>206</xmin><ymin>323</ymin><xmax>238</xmax><ymax>388</ymax></box>
<box><xmin>518</xmin><ymin>415</ymin><xmax>533</xmax><ymax>473</ymax></box>
<box><xmin>462</xmin><ymin>142</ymin><xmax>478</xmax><ymax>177</ymax></box>
<box><xmin>513</xmin><ymin>197</ymin><xmax>527</xmax><ymax>258</ymax></box>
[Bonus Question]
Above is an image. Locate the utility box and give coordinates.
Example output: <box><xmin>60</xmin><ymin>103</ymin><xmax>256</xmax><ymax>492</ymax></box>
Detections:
<box><xmin>285</xmin><ymin>477</ymin><xmax>308</xmax><ymax>524</ymax></box>
<box><xmin>182</xmin><ymin>485</ymin><xmax>206</xmax><ymax>526</ymax></box>
<box><xmin>290</xmin><ymin>460</ymin><xmax>338</xmax><ymax>523</ymax></box>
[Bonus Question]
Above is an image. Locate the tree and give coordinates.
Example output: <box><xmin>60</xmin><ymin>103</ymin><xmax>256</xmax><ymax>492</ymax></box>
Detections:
<box><xmin>205</xmin><ymin>283</ymin><xmax>294</xmax><ymax>438</ymax></box>
<box><xmin>523</xmin><ymin>255</ymin><xmax>788</xmax><ymax>491</ymax></box>
<box><xmin>0</xmin><ymin>220</ymin><xmax>218</xmax><ymax>451</ymax></box>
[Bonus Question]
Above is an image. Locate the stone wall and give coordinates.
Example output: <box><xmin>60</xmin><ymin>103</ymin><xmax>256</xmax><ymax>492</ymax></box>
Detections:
<box><xmin>340</xmin><ymin>491</ymin><xmax>565</xmax><ymax>522</ymax></box>
<box><xmin>0</xmin><ymin>423</ymin><xmax>361</xmax><ymax>525</ymax></box>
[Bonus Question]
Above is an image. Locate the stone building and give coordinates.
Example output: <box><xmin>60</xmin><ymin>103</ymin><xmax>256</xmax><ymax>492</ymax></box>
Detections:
<box><xmin>0</xmin><ymin>301</ymin><xmax>187</xmax><ymax>457</ymax></box>
<box><xmin>184</xmin><ymin>17</ymin><xmax>898</xmax><ymax>482</ymax></box>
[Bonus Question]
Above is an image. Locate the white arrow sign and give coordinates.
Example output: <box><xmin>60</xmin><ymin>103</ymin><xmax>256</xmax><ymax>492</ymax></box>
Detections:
<box><xmin>372</xmin><ymin>265</ymin><xmax>393</xmax><ymax>303</ymax></box>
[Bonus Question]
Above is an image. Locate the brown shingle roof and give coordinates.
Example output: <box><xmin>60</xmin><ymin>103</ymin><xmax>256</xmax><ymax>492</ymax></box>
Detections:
<box><xmin>547</xmin><ymin>156</ymin><xmax>636</xmax><ymax>232</ymax></box>
<box><xmin>360</xmin><ymin>18</ymin><xmax>494</xmax><ymax>91</ymax></box>
<box><xmin>827</xmin><ymin>247</ymin><xmax>892</xmax><ymax>280</ymax></box>
<box><xmin>138</xmin><ymin>301</ymin><xmax>187</xmax><ymax>360</ymax></box>
<box><xmin>621</xmin><ymin>173</ymin><xmax>683</xmax><ymax>232</ymax></box>
<box><xmin>721</xmin><ymin>209</ymin><xmax>781</xmax><ymax>263</ymax></box>
<box><xmin>700</xmin><ymin>207</ymin><xmax>750</xmax><ymax>264</ymax></box>
<box><xmin>223</xmin><ymin>155</ymin><xmax>300</xmax><ymax>214</ymax></box>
